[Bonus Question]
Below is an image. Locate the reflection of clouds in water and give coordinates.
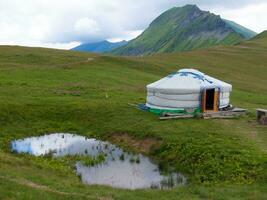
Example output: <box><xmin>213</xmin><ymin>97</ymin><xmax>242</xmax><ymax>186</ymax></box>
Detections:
<box><xmin>11</xmin><ymin>133</ymin><xmax>115</xmax><ymax>157</ymax></box>
<box><xmin>76</xmin><ymin>154</ymin><xmax>186</xmax><ymax>189</ymax></box>
<box><xmin>11</xmin><ymin>133</ymin><xmax>186</xmax><ymax>189</ymax></box>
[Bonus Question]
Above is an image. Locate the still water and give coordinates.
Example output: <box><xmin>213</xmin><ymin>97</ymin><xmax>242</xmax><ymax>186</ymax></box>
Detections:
<box><xmin>11</xmin><ymin>133</ymin><xmax>186</xmax><ymax>189</ymax></box>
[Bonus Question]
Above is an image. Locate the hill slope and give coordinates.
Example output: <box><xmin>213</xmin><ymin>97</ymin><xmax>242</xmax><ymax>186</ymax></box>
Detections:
<box><xmin>248</xmin><ymin>30</ymin><xmax>267</xmax><ymax>44</ymax></box>
<box><xmin>71</xmin><ymin>40</ymin><xmax>127</xmax><ymax>53</ymax></box>
<box><xmin>112</xmin><ymin>5</ymin><xmax>256</xmax><ymax>56</ymax></box>
<box><xmin>0</xmin><ymin>32</ymin><xmax>266</xmax><ymax>199</ymax></box>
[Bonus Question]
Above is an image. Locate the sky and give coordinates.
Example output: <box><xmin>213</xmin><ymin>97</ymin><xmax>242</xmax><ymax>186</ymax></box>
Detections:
<box><xmin>0</xmin><ymin>0</ymin><xmax>267</xmax><ymax>49</ymax></box>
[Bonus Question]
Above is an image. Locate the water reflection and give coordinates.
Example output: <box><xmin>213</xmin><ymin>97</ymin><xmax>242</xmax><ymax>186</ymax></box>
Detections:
<box><xmin>11</xmin><ymin>133</ymin><xmax>186</xmax><ymax>189</ymax></box>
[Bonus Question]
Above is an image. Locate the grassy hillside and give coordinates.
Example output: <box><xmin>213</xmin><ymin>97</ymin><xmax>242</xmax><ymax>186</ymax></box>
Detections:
<box><xmin>112</xmin><ymin>5</ymin><xmax>256</xmax><ymax>56</ymax></box>
<box><xmin>0</xmin><ymin>33</ymin><xmax>267</xmax><ymax>200</ymax></box>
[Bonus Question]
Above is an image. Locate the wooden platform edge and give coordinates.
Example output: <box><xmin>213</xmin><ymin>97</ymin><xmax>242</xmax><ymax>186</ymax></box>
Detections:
<box><xmin>159</xmin><ymin>114</ymin><xmax>194</xmax><ymax>120</ymax></box>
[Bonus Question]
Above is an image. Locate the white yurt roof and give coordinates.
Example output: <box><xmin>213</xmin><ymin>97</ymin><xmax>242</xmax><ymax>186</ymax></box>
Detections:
<box><xmin>147</xmin><ymin>69</ymin><xmax>232</xmax><ymax>94</ymax></box>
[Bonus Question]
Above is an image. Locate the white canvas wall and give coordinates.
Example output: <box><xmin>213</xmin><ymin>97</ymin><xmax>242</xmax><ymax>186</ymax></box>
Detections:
<box><xmin>146</xmin><ymin>69</ymin><xmax>232</xmax><ymax>110</ymax></box>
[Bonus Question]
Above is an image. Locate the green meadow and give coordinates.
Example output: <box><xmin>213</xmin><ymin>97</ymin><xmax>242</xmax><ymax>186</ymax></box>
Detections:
<box><xmin>0</xmin><ymin>32</ymin><xmax>266</xmax><ymax>199</ymax></box>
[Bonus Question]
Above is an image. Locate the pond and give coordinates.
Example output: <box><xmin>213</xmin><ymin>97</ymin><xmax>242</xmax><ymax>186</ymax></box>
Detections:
<box><xmin>11</xmin><ymin>133</ymin><xmax>186</xmax><ymax>189</ymax></box>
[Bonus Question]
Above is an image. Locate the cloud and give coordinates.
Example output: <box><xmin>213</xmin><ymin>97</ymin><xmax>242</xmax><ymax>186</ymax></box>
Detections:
<box><xmin>0</xmin><ymin>40</ymin><xmax>81</xmax><ymax>50</ymax></box>
<box><xmin>74</xmin><ymin>18</ymin><xmax>101</xmax><ymax>40</ymax></box>
<box><xmin>0</xmin><ymin>0</ymin><xmax>266</xmax><ymax>49</ymax></box>
<box><xmin>178</xmin><ymin>0</ymin><xmax>266</xmax><ymax>9</ymax></box>
<box><xmin>210</xmin><ymin>3</ymin><xmax>267</xmax><ymax>33</ymax></box>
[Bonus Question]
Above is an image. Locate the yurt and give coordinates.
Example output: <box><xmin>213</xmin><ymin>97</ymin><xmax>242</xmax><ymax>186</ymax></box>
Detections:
<box><xmin>146</xmin><ymin>69</ymin><xmax>232</xmax><ymax>115</ymax></box>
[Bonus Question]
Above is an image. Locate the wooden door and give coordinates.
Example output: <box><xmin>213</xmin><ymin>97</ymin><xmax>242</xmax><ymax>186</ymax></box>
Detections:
<box><xmin>213</xmin><ymin>91</ymin><xmax>219</xmax><ymax>112</ymax></box>
<box><xmin>201</xmin><ymin>89</ymin><xmax>219</xmax><ymax>113</ymax></box>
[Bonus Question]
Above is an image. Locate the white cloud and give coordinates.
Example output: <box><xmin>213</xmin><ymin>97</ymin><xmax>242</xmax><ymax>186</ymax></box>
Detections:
<box><xmin>0</xmin><ymin>0</ymin><xmax>266</xmax><ymax>49</ymax></box>
<box><xmin>28</xmin><ymin>15</ymin><xmax>50</xmax><ymax>40</ymax></box>
<box><xmin>0</xmin><ymin>41</ymin><xmax>80</xmax><ymax>50</ymax></box>
<box><xmin>108</xmin><ymin>30</ymin><xmax>144</xmax><ymax>42</ymax></box>
<box><xmin>74</xmin><ymin>18</ymin><xmax>101</xmax><ymax>39</ymax></box>
<box><xmin>209</xmin><ymin>3</ymin><xmax>267</xmax><ymax>33</ymax></box>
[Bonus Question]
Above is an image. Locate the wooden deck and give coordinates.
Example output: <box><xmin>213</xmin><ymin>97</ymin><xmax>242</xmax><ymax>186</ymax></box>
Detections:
<box><xmin>202</xmin><ymin>108</ymin><xmax>247</xmax><ymax>119</ymax></box>
<box><xmin>159</xmin><ymin>107</ymin><xmax>247</xmax><ymax>120</ymax></box>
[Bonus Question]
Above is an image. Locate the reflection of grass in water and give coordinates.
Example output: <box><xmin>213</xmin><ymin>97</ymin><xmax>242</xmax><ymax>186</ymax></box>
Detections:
<box><xmin>129</xmin><ymin>157</ymin><xmax>135</xmax><ymax>163</ymax></box>
<box><xmin>17</xmin><ymin>152</ymin><xmax>107</xmax><ymax>174</ymax></box>
<box><xmin>150</xmin><ymin>183</ymin><xmax>159</xmax><ymax>189</ymax></box>
<box><xmin>104</xmin><ymin>144</ymin><xmax>109</xmax><ymax>150</ymax></box>
<box><xmin>168</xmin><ymin>175</ymin><xmax>174</xmax><ymax>188</ymax></box>
<box><xmin>119</xmin><ymin>153</ymin><xmax>125</xmax><ymax>161</ymax></box>
<box><xmin>43</xmin><ymin>149</ymin><xmax>57</xmax><ymax>158</ymax></box>
<box><xmin>129</xmin><ymin>156</ymin><xmax>140</xmax><ymax>164</ymax></box>
<box><xmin>160</xmin><ymin>174</ymin><xmax>177</xmax><ymax>189</ymax></box>
<box><xmin>80</xmin><ymin>154</ymin><xmax>106</xmax><ymax>167</ymax></box>
<box><xmin>77</xmin><ymin>173</ymin><xmax>82</xmax><ymax>181</ymax></box>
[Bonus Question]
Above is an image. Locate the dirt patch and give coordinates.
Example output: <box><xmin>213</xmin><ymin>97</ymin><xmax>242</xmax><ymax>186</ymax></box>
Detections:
<box><xmin>57</xmin><ymin>57</ymin><xmax>95</xmax><ymax>68</ymax></box>
<box><xmin>53</xmin><ymin>89</ymin><xmax>83</xmax><ymax>96</ymax></box>
<box><xmin>109</xmin><ymin>133</ymin><xmax>162</xmax><ymax>154</ymax></box>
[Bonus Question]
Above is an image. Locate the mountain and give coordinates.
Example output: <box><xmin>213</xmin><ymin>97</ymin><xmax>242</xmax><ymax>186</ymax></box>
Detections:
<box><xmin>71</xmin><ymin>40</ymin><xmax>127</xmax><ymax>53</ymax></box>
<box><xmin>112</xmin><ymin>5</ymin><xmax>257</xmax><ymax>56</ymax></box>
<box><xmin>223</xmin><ymin>19</ymin><xmax>257</xmax><ymax>40</ymax></box>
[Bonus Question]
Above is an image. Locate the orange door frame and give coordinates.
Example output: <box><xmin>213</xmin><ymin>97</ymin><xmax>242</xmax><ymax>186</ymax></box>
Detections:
<box><xmin>201</xmin><ymin>88</ymin><xmax>219</xmax><ymax>113</ymax></box>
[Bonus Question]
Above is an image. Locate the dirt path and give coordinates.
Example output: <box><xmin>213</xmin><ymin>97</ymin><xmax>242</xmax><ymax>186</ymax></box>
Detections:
<box><xmin>54</xmin><ymin>57</ymin><xmax>95</xmax><ymax>68</ymax></box>
<box><xmin>0</xmin><ymin>175</ymin><xmax>112</xmax><ymax>200</ymax></box>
